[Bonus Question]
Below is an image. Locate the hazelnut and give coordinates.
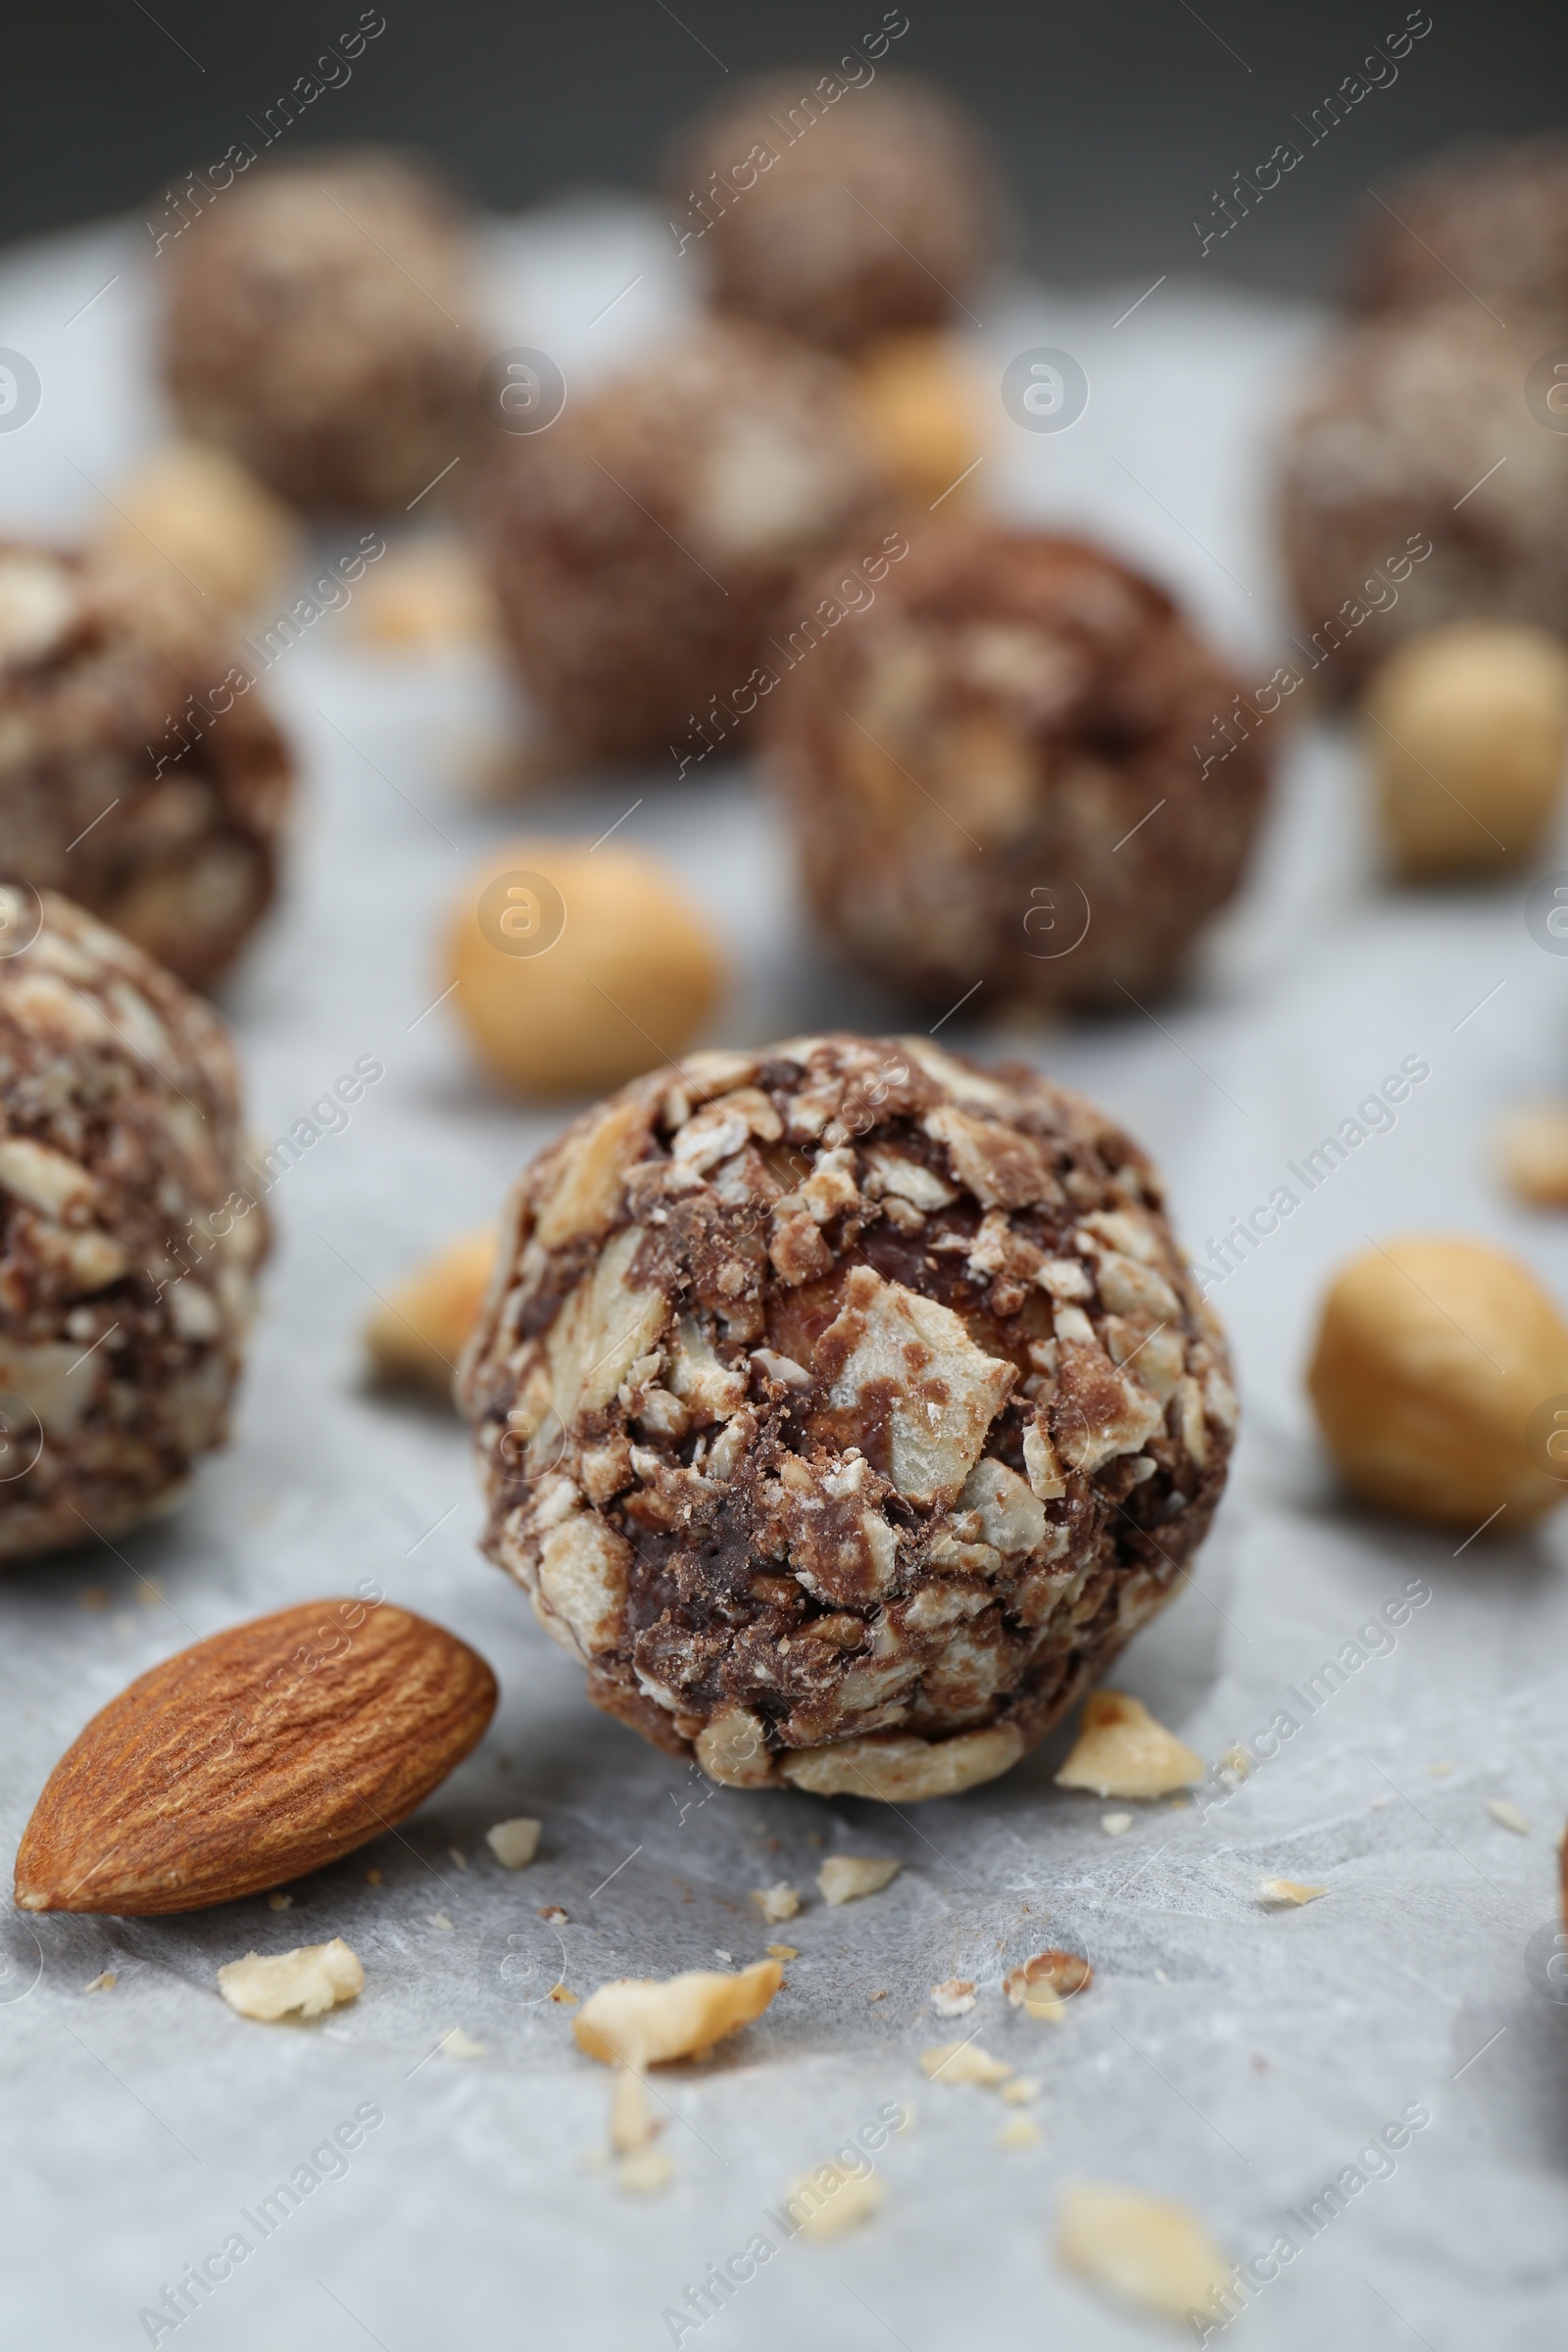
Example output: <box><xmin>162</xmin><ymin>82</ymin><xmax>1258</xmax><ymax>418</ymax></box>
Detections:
<box><xmin>447</xmin><ymin>842</ymin><xmax>723</xmax><ymax>1098</ymax></box>
<box><xmin>1306</xmin><ymin>1234</ymin><xmax>1568</xmax><ymax>1526</ymax></box>
<box><xmin>346</xmin><ymin>537</ymin><xmax>498</xmax><ymax>652</ymax></box>
<box><xmin>1494</xmin><ymin>1102</ymin><xmax>1568</xmax><ymax>1207</ymax></box>
<box><xmin>364</xmin><ymin>1228</ymin><xmax>496</xmax><ymax>1399</ymax></box>
<box><xmin>846</xmin><ymin>330</ymin><xmax>983</xmax><ymax>506</ymax></box>
<box><xmin>95</xmin><ymin>439</ymin><xmax>299</xmax><ymax>615</ymax></box>
<box><xmin>1362</xmin><ymin>623</ymin><xmax>1568</xmax><ymax>877</ymax></box>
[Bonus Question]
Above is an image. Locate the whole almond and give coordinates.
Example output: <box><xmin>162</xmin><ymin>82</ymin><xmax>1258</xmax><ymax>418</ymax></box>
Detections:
<box><xmin>15</xmin><ymin>1598</ymin><xmax>497</xmax><ymax>1916</ymax></box>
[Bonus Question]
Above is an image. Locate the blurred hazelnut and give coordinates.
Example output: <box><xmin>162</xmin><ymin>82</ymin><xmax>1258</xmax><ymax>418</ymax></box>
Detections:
<box><xmin>1307</xmin><ymin>1234</ymin><xmax>1568</xmax><ymax>1525</ymax></box>
<box><xmin>1494</xmin><ymin>1102</ymin><xmax>1568</xmax><ymax>1207</ymax></box>
<box><xmin>364</xmin><ymin>1228</ymin><xmax>496</xmax><ymax>1399</ymax></box>
<box><xmin>1362</xmin><ymin>623</ymin><xmax>1568</xmax><ymax>877</ymax></box>
<box><xmin>446</xmin><ymin>841</ymin><xmax>723</xmax><ymax>1096</ymax></box>
<box><xmin>95</xmin><ymin>439</ymin><xmax>298</xmax><ymax>616</ymax></box>
<box><xmin>346</xmin><ymin>537</ymin><xmax>498</xmax><ymax>653</ymax></box>
<box><xmin>846</xmin><ymin>330</ymin><xmax>982</xmax><ymax>507</ymax></box>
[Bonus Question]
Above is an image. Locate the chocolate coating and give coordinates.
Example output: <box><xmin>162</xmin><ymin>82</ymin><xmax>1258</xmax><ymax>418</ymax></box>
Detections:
<box><xmin>768</xmin><ymin>523</ymin><xmax>1270</xmax><ymax>1007</ymax></box>
<box><xmin>1348</xmin><ymin>139</ymin><xmax>1568</xmax><ymax>318</ymax></box>
<box><xmin>1279</xmin><ymin>302</ymin><xmax>1568</xmax><ymax>691</ymax></box>
<box><xmin>486</xmin><ymin>317</ymin><xmax>887</xmax><ymax>762</ymax></box>
<box><xmin>163</xmin><ymin>151</ymin><xmax>483</xmax><ymax>514</ymax></box>
<box><xmin>0</xmin><ymin>892</ymin><xmax>268</xmax><ymax>1561</ymax></box>
<box><xmin>0</xmin><ymin>545</ymin><xmax>291</xmax><ymax>990</ymax></box>
<box><xmin>460</xmin><ymin>1033</ymin><xmax>1235</xmax><ymax>1798</ymax></box>
<box><xmin>666</xmin><ymin>72</ymin><xmax>1000</xmax><ymax>353</ymax></box>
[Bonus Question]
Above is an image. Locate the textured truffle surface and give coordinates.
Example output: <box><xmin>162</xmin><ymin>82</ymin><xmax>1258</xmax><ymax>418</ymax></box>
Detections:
<box><xmin>1348</xmin><ymin>139</ymin><xmax>1568</xmax><ymax>318</ymax></box>
<box><xmin>1279</xmin><ymin>303</ymin><xmax>1568</xmax><ymax>689</ymax></box>
<box><xmin>460</xmin><ymin>1033</ymin><xmax>1235</xmax><ymax>1798</ymax></box>
<box><xmin>768</xmin><ymin>525</ymin><xmax>1269</xmax><ymax>1007</ymax></box>
<box><xmin>486</xmin><ymin>318</ymin><xmax>887</xmax><ymax>762</ymax></box>
<box><xmin>666</xmin><ymin>73</ymin><xmax>999</xmax><ymax>352</ymax></box>
<box><xmin>0</xmin><ymin>892</ymin><xmax>268</xmax><ymax>1561</ymax></box>
<box><xmin>163</xmin><ymin>152</ymin><xmax>483</xmax><ymax>514</ymax></box>
<box><xmin>0</xmin><ymin>545</ymin><xmax>292</xmax><ymax>989</ymax></box>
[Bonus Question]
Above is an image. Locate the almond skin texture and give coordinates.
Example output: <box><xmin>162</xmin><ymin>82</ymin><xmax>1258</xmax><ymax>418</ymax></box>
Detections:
<box><xmin>14</xmin><ymin>1599</ymin><xmax>497</xmax><ymax>1916</ymax></box>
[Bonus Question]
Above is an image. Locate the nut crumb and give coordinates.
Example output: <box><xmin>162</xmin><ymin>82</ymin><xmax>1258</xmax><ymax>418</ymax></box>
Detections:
<box><xmin>998</xmin><ymin>2116</ymin><xmax>1042</xmax><ymax>2149</ymax></box>
<box><xmin>550</xmin><ymin>1984</ymin><xmax>578</xmax><ymax>2005</ymax></box>
<box><xmin>438</xmin><ymin>2026</ymin><xmax>485</xmax><ymax>2060</ymax></box>
<box><xmin>540</xmin><ymin>1905</ymin><xmax>568</xmax><ymax>1925</ymax></box>
<box><xmin>486</xmin><ymin>1818</ymin><xmax>542</xmax><ymax>1869</ymax></box>
<box><xmin>930</xmin><ymin>1977</ymin><xmax>976</xmax><ymax>2017</ymax></box>
<box><xmin>1055</xmin><ymin>1691</ymin><xmax>1203</xmax><ymax>1799</ymax></box>
<box><xmin>751</xmin><ymin>1881</ymin><xmax>801</xmax><ymax>1924</ymax></box>
<box><xmin>268</xmin><ymin>1891</ymin><xmax>293</xmax><ymax>1911</ymax></box>
<box><xmin>610</xmin><ymin>2067</ymin><xmax>659</xmax><ymax>2154</ymax></box>
<box><xmin>1005</xmin><ymin>1949</ymin><xmax>1091</xmax><ymax>2017</ymax></box>
<box><xmin>920</xmin><ymin>2039</ymin><xmax>1012</xmax><ymax>2086</ymax></box>
<box><xmin>713</xmin><ymin>1948</ymin><xmax>733</xmax><ymax>1964</ymax></box>
<box><xmin>868</xmin><ymin>1988</ymin><xmax>887</xmax><ymax>2002</ymax></box>
<box><xmin>1494</xmin><ymin>1102</ymin><xmax>1568</xmax><ymax>1207</ymax></box>
<box><xmin>817</xmin><ymin>1856</ymin><xmax>901</xmax><ymax>1906</ymax></box>
<box><xmin>85</xmin><ymin>1971</ymin><xmax>116</xmax><ymax>1993</ymax></box>
<box><xmin>574</xmin><ymin>1961</ymin><xmax>783</xmax><ymax>2068</ymax></box>
<box><xmin>365</xmin><ymin>1869</ymin><xmax>384</xmax><ymax>1886</ymax></box>
<box><xmin>217</xmin><ymin>1937</ymin><xmax>364</xmax><ymax>2023</ymax></box>
<box><xmin>789</xmin><ymin>2161</ymin><xmax>885</xmax><ymax>2239</ymax></box>
<box><xmin>1000</xmin><ymin>2075</ymin><xmax>1041</xmax><ymax>2106</ymax></box>
<box><xmin>1487</xmin><ymin>1798</ymin><xmax>1530</xmax><ymax>1835</ymax></box>
<box><xmin>1257</xmin><ymin>1878</ymin><xmax>1328</xmax><ymax>1907</ymax></box>
<box><xmin>766</xmin><ymin>1943</ymin><xmax>799</xmax><ymax>1961</ymax></box>
<box><xmin>616</xmin><ymin>2146</ymin><xmax>675</xmax><ymax>2196</ymax></box>
<box><xmin>448</xmin><ymin>1847</ymin><xmax>468</xmax><ymax>1870</ymax></box>
<box><xmin>1055</xmin><ymin>2181</ymin><xmax>1230</xmax><ymax>2321</ymax></box>
<box><xmin>1102</xmin><ymin>1812</ymin><xmax>1134</xmax><ymax>1836</ymax></box>
<box><xmin>428</xmin><ymin>1911</ymin><xmax>455</xmax><ymax>1932</ymax></box>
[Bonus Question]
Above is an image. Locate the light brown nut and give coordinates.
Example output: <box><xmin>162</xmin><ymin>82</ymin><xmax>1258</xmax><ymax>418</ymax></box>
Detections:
<box><xmin>95</xmin><ymin>440</ymin><xmax>299</xmax><ymax>614</ymax></box>
<box><xmin>1054</xmin><ymin>1691</ymin><xmax>1202</xmax><ymax>1799</ymax></box>
<box><xmin>485</xmin><ymin>1817</ymin><xmax>542</xmax><ymax>1868</ymax></box>
<box><xmin>447</xmin><ymin>841</ymin><xmax>723</xmax><ymax>1097</ymax></box>
<box><xmin>1362</xmin><ymin>623</ymin><xmax>1568</xmax><ymax>878</ymax></box>
<box><xmin>1306</xmin><ymin>1233</ymin><xmax>1568</xmax><ymax>1526</ymax></box>
<box><xmin>1055</xmin><ymin>2182</ymin><xmax>1231</xmax><ymax>2323</ymax></box>
<box><xmin>217</xmin><ymin>1937</ymin><xmax>364</xmax><ymax>2022</ymax></box>
<box><xmin>14</xmin><ymin>1600</ymin><xmax>497</xmax><ymax>1915</ymax></box>
<box><xmin>816</xmin><ymin>1856</ymin><xmax>902</xmax><ymax>1906</ymax></box>
<box><xmin>365</xmin><ymin>1228</ymin><xmax>496</xmax><ymax>1398</ymax></box>
<box><xmin>572</xmin><ymin>1960</ymin><xmax>783</xmax><ymax>2068</ymax></box>
<box><xmin>920</xmin><ymin>2040</ymin><xmax>1012</xmax><ymax>2085</ymax></box>
<box><xmin>846</xmin><ymin>330</ymin><xmax>983</xmax><ymax>508</ymax></box>
<box><xmin>782</xmin><ymin>1723</ymin><xmax>1025</xmax><ymax>1803</ymax></box>
<box><xmin>1494</xmin><ymin>1103</ymin><xmax>1568</xmax><ymax>1207</ymax></box>
<box><xmin>1256</xmin><ymin>1878</ymin><xmax>1328</xmax><ymax>1907</ymax></box>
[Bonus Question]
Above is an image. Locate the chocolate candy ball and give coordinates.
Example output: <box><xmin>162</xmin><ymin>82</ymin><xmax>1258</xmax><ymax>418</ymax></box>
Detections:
<box><xmin>486</xmin><ymin>317</ymin><xmax>887</xmax><ymax>763</ymax></box>
<box><xmin>768</xmin><ymin>522</ymin><xmax>1270</xmax><ymax>1008</ymax></box>
<box><xmin>163</xmin><ymin>151</ymin><xmax>483</xmax><ymax>514</ymax></box>
<box><xmin>460</xmin><ymin>1033</ymin><xmax>1235</xmax><ymax>1801</ymax></box>
<box><xmin>0</xmin><ymin>544</ymin><xmax>292</xmax><ymax>989</ymax></box>
<box><xmin>1348</xmin><ymin>138</ymin><xmax>1568</xmax><ymax>318</ymax></box>
<box><xmin>1279</xmin><ymin>302</ymin><xmax>1568</xmax><ymax>692</ymax></box>
<box><xmin>0</xmin><ymin>891</ymin><xmax>268</xmax><ymax>1560</ymax></box>
<box><xmin>665</xmin><ymin>72</ymin><xmax>1000</xmax><ymax>353</ymax></box>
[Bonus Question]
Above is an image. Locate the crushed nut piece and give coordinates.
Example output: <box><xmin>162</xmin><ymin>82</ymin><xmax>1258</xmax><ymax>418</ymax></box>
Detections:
<box><xmin>550</xmin><ymin>1984</ymin><xmax>578</xmax><ymax>2005</ymax></box>
<box><xmin>789</xmin><ymin>2161</ymin><xmax>885</xmax><ymax>2239</ymax></box>
<box><xmin>610</xmin><ymin>2067</ymin><xmax>659</xmax><ymax>2154</ymax></box>
<box><xmin>438</xmin><ymin>2026</ymin><xmax>485</xmax><ymax>2060</ymax></box>
<box><xmin>930</xmin><ymin>1977</ymin><xmax>976</xmax><ymax>2017</ymax></box>
<box><xmin>1005</xmin><ymin>1949</ymin><xmax>1092</xmax><ymax>2015</ymax></box>
<box><xmin>217</xmin><ymin>1937</ymin><xmax>364</xmax><ymax>2022</ymax></box>
<box><xmin>1102</xmin><ymin>1812</ymin><xmax>1133</xmax><ymax>1836</ymax></box>
<box><xmin>540</xmin><ymin>1904</ymin><xmax>569</xmax><ymax>1925</ymax></box>
<box><xmin>428</xmin><ymin>1911</ymin><xmax>455</xmax><ymax>1932</ymax></box>
<box><xmin>999</xmin><ymin>2116</ymin><xmax>1042</xmax><ymax>2149</ymax></box>
<box><xmin>868</xmin><ymin>1988</ymin><xmax>887</xmax><ymax>2002</ymax></box>
<box><xmin>574</xmin><ymin>1960</ymin><xmax>783</xmax><ymax>2068</ymax></box>
<box><xmin>487</xmin><ymin>1817</ymin><xmax>542</xmax><ymax>1869</ymax></box>
<box><xmin>268</xmin><ymin>1891</ymin><xmax>293</xmax><ymax>1911</ymax></box>
<box><xmin>1495</xmin><ymin>1102</ymin><xmax>1568</xmax><ymax>1207</ymax></box>
<box><xmin>1054</xmin><ymin>1691</ymin><xmax>1203</xmax><ymax>1799</ymax></box>
<box><xmin>751</xmin><ymin>1881</ymin><xmax>801</xmax><ymax>1924</ymax></box>
<box><xmin>85</xmin><ymin>1971</ymin><xmax>117</xmax><ymax>1992</ymax></box>
<box><xmin>1257</xmin><ymin>1879</ymin><xmax>1329</xmax><ymax>1907</ymax></box>
<box><xmin>1056</xmin><ymin>2181</ymin><xmax>1231</xmax><ymax>2322</ymax></box>
<box><xmin>920</xmin><ymin>2039</ymin><xmax>1012</xmax><ymax>2086</ymax></box>
<box><xmin>617</xmin><ymin>2146</ymin><xmax>675</xmax><ymax>2195</ymax></box>
<box><xmin>817</xmin><ymin>1856</ymin><xmax>902</xmax><ymax>1906</ymax></box>
<box><xmin>1000</xmin><ymin>2075</ymin><xmax>1041</xmax><ymax>2106</ymax></box>
<box><xmin>766</xmin><ymin>1942</ymin><xmax>800</xmax><ymax>1961</ymax></box>
<box><xmin>1487</xmin><ymin>1798</ymin><xmax>1530</xmax><ymax>1835</ymax></box>
<box><xmin>448</xmin><ymin>1847</ymin><xmax>467</xmax><ymax>1870</ymax></box>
